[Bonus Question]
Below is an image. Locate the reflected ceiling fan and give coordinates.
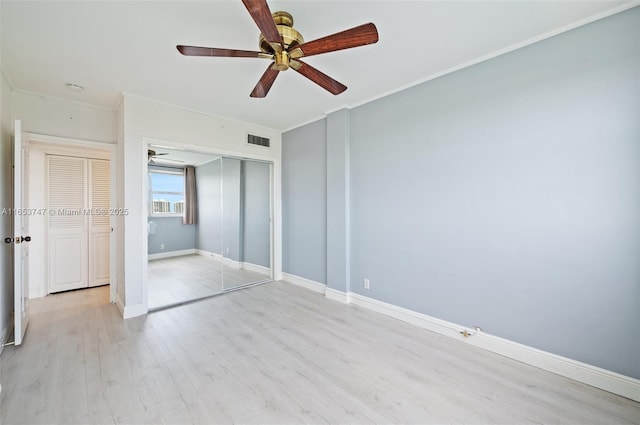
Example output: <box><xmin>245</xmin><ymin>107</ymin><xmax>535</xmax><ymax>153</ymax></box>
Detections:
<box><xmin>148</xmin><ymin>149</ymin><xmax>184</xmax><ymax>165</ymax></box>
<box><xmin>176</xmin><ymin>0</ymin><xmax>379</xmax><ymax>97</ymax></box>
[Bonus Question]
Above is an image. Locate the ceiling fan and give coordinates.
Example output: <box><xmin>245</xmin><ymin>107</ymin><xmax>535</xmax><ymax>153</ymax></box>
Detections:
<box><xmin>148</xmin><ymin>149</ymin><xmax>184</xmax><ymax>165</ymax></box>
<box><xmin>176</xmin><ymin>0</ymin><xmax>379</xmax><ymax>98</ymax></box>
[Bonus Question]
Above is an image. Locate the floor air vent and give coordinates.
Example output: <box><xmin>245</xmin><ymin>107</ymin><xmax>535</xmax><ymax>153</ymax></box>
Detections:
<box><xmin>247</xmin><ymin>134</ymin><xmax>270</xmax><ymax>148</ymax></box>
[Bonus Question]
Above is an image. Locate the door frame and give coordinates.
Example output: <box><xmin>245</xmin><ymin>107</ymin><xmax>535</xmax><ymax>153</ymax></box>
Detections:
<box><xmin>24</xmin><ymin>133</ymin><xmax>117</xmax><ymax>303</ymax></box>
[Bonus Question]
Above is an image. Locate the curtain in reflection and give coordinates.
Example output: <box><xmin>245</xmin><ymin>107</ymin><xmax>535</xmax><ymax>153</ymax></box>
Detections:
<box><xmin>183</xmin><ymin>165</ymin><xmax>197</xmax><ymax>224</ymax></box>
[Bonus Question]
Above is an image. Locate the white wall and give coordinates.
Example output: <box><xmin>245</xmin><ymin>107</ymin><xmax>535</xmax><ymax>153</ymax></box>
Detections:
<box><xmin>116</xmin><ymin>99</ymin><xmax>125</xmax><ymax>309</ymax></box>
<box><xmin>12</xmin><ymin>91</ymin><xmax>116</xmax><ymax>143</ymax></box>
<box><xmin>119</xmin><ymin>94</ymin><xmax>281</xmax><ymax>317</ymax></box>
<box><xmin>9</xmin><ymin>90</ymin><xmax>119</xmax><ymax>310</ymax></box>
<box><xmin>0</xmin><ymin>70</ymin><xmax>13</xmax><ymax>351</ymax></box>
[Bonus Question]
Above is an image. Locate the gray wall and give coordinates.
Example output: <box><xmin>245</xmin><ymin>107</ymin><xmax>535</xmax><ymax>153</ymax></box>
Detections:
<box><xmin>195</xmin><ymin>158</ymin><xmax>223</xmax><ymax>254</ymax></box>
<box><xmin>222</xmin><ymin>158</ymin><xmax>242</xmax><ymax>262</ymax></box>
<box><xmin>195</xmin><ymin>157</ymin><xmax>271</xmax><ymax>269</ymax></box>
<box><xmin>326</xmin><ymin>110</ymin><xmax>350</xmax><ymax>293</ymax></box>
<box><xmin>147</xmin><ymin>217</ymin><xmax>195</xmax><ymax>255</ymax></box>
<box><xmin>242</xmin><ymin>160</ymin><xmax>270</xmax><ymax>268</ymax></box>
<box><xmin>1</xmin><ymin>70</ymin><xmax>13</xmax><ymax>348</ymax></box>
<box><xmin>282</xmin><ymin>119</ymin><xmax>327</xmax><ymax>283</ymax></box>
<box><xmin>281</xmin><ymin>8</ymin><xmax>640</xmax><ymax>379</ymax></box>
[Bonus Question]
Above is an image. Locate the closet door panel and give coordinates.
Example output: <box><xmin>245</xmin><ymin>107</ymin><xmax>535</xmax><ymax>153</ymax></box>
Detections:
<box><xmin>49</xmin><ymin>235</ymin><xmax>88</xmax><ymax>291</ymax></box>
<box><xmin>47</xmin><ymin>155</ymin><xmax>89</xmax><ymax>293</ymax></box>
<box><xmin>89</xmin><ymin>159</ymin><xmax>110</xmax><ymax>287</ymax></box>
<box><xmin>91</xmin><ymin>233</ymin><xmax>110</xmax><ymax>284</ymax></box>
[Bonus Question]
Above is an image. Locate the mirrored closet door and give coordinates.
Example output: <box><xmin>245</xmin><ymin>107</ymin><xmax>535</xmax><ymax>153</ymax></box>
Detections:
<box><xmin>147</xmin><ymin>148</ymin><xmax>272</xmax><ymax>311</ymax></box>
<box><xmin>221</xmin><ymin>158</ymin><xmax>272</xmax><ymax>290</ymax></box>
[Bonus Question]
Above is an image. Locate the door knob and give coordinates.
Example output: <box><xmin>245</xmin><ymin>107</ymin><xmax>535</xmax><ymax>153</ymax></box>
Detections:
<box><xmin>4</xmin><ymin>237</ymin><xmax>12</xmax><ymax>244</ymax></box>
<box><xmin>23</xmin><ymin>236</ymin><xmax>31</xmax><ymax>242</ymax></box>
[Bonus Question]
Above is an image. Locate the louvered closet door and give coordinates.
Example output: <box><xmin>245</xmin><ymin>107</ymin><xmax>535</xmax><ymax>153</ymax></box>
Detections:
<box><xmin>47</xmin><ymin>155</ymin><xmax>89</xmax><ymax>293</ymax></box>
<box><xmin>89</xmin><ymin>159</ymin><xmax>110</xmax><ymax>287</ymax></box>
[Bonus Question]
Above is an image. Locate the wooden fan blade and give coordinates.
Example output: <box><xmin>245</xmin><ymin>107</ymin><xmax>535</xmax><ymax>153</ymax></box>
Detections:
<box><xmin>177</xmin><ymin>45</ymin><xmax>263</xmax><ymax>58</ymax></box>
<box><xmin>290</xmin><ymin>60</ymin><xmax>347</xmax><ymax>95</ymax></box>
<box><xmin>241</xmin><ymin>0</ymin><xmax>282</xmax><ymax>48</ymax></box>
<box><xmin>250</xmin><ymin>64</ymin><xmax>280</xmax><ymax>98</ymax></box>
<box><xmin>290</xmin><ymin>23</ymin><xmax>378</xmax><ymax>58</ymax></box>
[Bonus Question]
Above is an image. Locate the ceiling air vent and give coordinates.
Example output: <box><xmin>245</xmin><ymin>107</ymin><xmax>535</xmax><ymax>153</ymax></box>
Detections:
<box><xmin>247</xmin><ymin>134</ymin><xmax>270</xmax><ymax>148</ymax></box>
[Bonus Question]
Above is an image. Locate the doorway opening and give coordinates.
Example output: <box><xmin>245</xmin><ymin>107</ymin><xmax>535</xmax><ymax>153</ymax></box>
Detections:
<box><xmin>26</xmin><ymin>134</ymin><xmax>116</xmax><ymax>303</ymax></box>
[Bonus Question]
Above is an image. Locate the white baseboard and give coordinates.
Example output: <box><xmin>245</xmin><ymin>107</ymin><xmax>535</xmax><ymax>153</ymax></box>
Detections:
<box><xmin>195</xmin><ymin>249</ymin><xmax>223</xmax><ymax>260</ymax></box>
<box><xmin>473</xmin><ymin>328</ymin><xmax>640</xmax><ymax>402</ymax></box>
<box><xmin>115</xmin><ymin>295</ymin><xmax>125</xmax><ymax>316</ymax></box>
<box><xmin>280</xmin><ymin>272</ymin><xmax>640</xmax><ymax>402</ymax></box>
<box><xmin>116</xmin><ymin>295</ymin><xmax>124</xmax><ymax>317</ymax></box>
<box><xmin>148</xmin><ymin>248</ymin><xmax>196</xmax><ymax>260</ymax></box>
<box><xmin>242</xmin><ymin>262</ymin><xmax>271</xmax><ymax>275</ymax></box>
<box><xmin>348</xmin><ymin>292</ymin><xmax>640</xmax><ymax>402</ymax></box>
<box><xmin>281</xmin><ymin>272</ymin><xmax>326</xmax><ymax>294</ymax></box>
<box><xmin>196</xmin><ymin>250</ymin><xmax>270</xmax><ymax>275</ymax></box>
<box><xmin>29</xmin><ymin>285</ymin><xmax>46</xmax><ymax>300</ymax></box>
<box><xmin>325</xmin><ymin>287</ymin><xmax>351</xmax><ymax>304</ymax></box>
<box><xmin>115</xmin><ymin>296</ymin><xmax>147</xmax><ymax>319</ymax></box>
<box><xmin>281</xmin><ymin>273</ymin><xmax>349</xmax><ymax>302</ymax></box>
<box><xmin>123</xmin><ymin>303</ymin><xmax>147</xmax><ymax>319</ymax></box>
<box><xmin>224</xmin><ymin>258</ymin><xmax>242</xmax><ymax>269</ymax></box>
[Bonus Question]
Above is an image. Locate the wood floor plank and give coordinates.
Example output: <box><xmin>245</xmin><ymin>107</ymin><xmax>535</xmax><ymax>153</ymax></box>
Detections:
<box><xmin>1</xmin><ymin>283</ymin><xmax>638</xmax><ymax>424</ymax></box>
<box><xmin>147</xmin><ymin>254</ymin><xmax>271</xmax><ymax>310</ymax></box>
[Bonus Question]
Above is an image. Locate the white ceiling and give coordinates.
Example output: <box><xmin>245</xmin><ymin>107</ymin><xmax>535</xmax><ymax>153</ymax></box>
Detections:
<box><xmin>1</xmin><ymin>1</ymin><xmax>635</xmax><ymax>132</ymax></box>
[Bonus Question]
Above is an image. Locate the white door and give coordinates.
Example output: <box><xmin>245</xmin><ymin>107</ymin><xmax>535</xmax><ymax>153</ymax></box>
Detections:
<box><xmin>13</xmin><ymin>120</ymin><xmax>30</xmax><ymax>346</ymax></box>
<box><xmin>88</xmin><ymin>159</ymin><xmax>110</xmax><ymax>287</ymax></box>
<box><xmin>47</xmin><ymin>155</ymin><xmax>88</xmax><ymax>293</ymax></box>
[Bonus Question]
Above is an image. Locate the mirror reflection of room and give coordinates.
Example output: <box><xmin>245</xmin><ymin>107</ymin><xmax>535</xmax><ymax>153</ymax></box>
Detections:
<box><xmin>146</xmin><ymin>147</ymin><xmax>272</xmax><ymax>310</ymax></box>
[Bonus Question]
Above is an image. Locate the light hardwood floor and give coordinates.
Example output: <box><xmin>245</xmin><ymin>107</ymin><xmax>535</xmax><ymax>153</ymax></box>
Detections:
<box><xmin>1</xmin><ymin>282</ymin><xmax>638</xmax><ymax>424</ymax></box>
<box><xmin>148</xmin><ymin>254</ymin><xmax>271</xmax><ymax>310</ymax></box>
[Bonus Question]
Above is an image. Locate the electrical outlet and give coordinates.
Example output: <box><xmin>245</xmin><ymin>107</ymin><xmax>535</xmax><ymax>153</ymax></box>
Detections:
<box><xmin>363</xmin><ymin>278</ymin><xmax>370</xmax><ymax>290</ymax></box>
<box><xmin>160</xmin><ymin>243</ymin><xmax>165</xmax><ymax>250</ymax></box>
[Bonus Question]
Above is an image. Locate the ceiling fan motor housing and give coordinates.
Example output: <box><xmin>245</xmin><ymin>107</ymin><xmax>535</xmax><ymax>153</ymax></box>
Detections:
<box><xmin>259</xmin><ymin>11</ymin><xmax>304</xmax><ymax>70</ymax></box>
